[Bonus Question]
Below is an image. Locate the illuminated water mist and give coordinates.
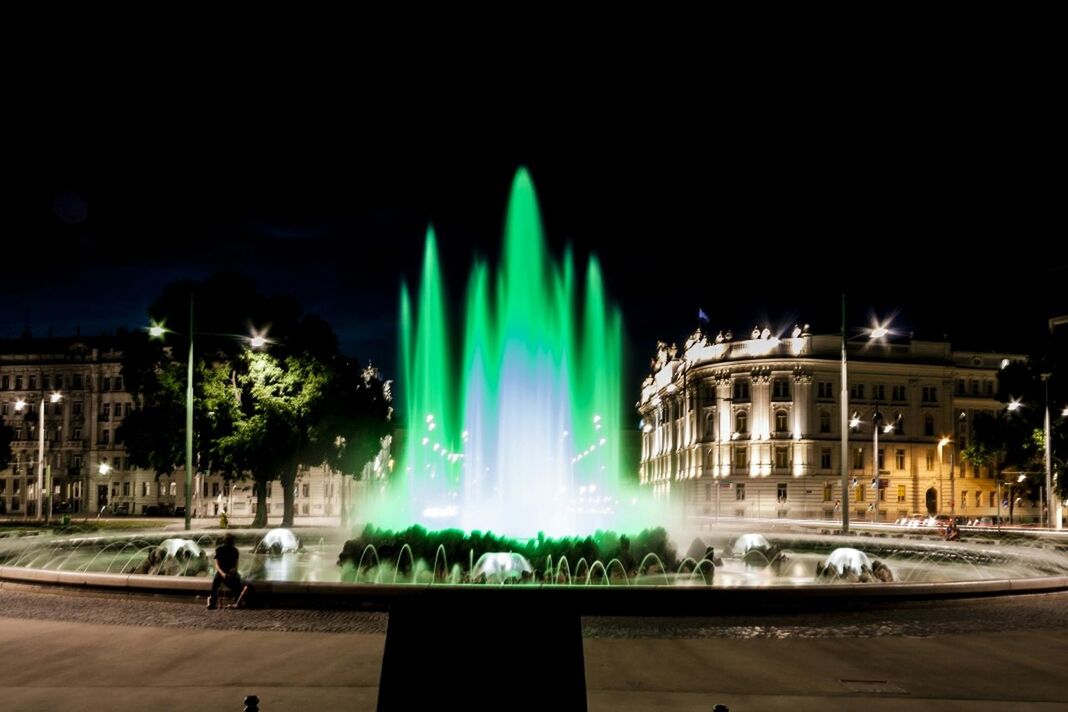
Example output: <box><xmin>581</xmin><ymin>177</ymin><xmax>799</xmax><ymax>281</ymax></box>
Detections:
<box><xmin>375</xmin><ymin>168</ymin><xmax>630</xmax><ymax>536</ymax></box>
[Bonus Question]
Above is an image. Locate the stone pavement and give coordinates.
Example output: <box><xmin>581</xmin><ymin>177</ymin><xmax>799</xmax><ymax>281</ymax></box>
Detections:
<box><xmin>1</xmin><ymin>587</ymin><xmax>1067</xmax><ymax>711</ymax></box>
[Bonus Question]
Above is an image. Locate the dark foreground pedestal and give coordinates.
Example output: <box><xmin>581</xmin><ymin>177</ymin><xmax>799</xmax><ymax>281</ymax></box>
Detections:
<box><xmin>378</xmin><ymin>593</ymin><xmax>587</xmax><ymax>711</ymax></box>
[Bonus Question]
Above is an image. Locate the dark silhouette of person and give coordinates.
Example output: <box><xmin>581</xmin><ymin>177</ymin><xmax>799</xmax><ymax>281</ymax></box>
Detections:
<box><xmin>207</xmin><ymin>533</ymin><xmax>251</xmax><ymax>609</ymax></box>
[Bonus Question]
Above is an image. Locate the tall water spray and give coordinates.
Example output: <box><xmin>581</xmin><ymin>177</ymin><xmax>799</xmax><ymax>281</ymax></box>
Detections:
<box><xmin>379</xmin><ymin>168</ymin><xmax>625</xmax><ymax>536</ymax></box>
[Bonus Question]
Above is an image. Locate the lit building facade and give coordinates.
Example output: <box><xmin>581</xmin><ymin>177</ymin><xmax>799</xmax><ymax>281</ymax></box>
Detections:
<box><xmin>0</xmin><ymin>336</ymin><xmax>380</xmax><ymax>520</ymax></box>
<box><xmin>638</xmin><ymin>326</ymin><xmax>1029</xmax><ymax>523</ymax></box>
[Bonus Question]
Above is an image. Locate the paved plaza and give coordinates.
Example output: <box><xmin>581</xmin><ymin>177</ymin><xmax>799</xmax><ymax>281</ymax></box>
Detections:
<box><xmin>1</xmin><ymin>586</ymin><xmax>1066</xmax><ymax>710</ymax></box>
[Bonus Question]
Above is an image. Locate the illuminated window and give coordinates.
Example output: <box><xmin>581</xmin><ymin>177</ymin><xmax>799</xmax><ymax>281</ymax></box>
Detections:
<box><xmin>775</xmin><ymin>410</ymin><xmax>788</xmax><ymax>433</ymax></box>
<box><xmin>926</xmin><ymin>449</ymin><xmax>935</xmax><ymax>471</ymax></box>
<box><xmin>855</xmin><ymin>484</ymin><xmax>865</xmax><ymax>502</ymax></box>
<box><xmin>852</xmin><ymin>448</ymin><xmax>864</xmax><ymax>470</ymax></box>
<box><xmin>897</xmin><ymin>484</ymin><xmax>906</xmax><ymax>502</ymax></box>
<box><xmin>735</xmin><ymin>411</ymin><xmax>748</xmax><ymax>434</ymax></box>
<box><xmin>772</xmin><ymin>379</ymin><xmax>791</xmax><ymax>400</ymax></box>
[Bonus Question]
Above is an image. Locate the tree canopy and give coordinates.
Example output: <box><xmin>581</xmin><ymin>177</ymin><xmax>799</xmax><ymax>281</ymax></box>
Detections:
<box><xmin>118</xmin><ymin>273</ymin><xmax>392</xmax><ymax>526</ymax></box>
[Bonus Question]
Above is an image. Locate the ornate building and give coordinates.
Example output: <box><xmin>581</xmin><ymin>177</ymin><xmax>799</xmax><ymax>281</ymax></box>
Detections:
<box><xmin>0</xmin><ymin>336</ymin><xmax>383</xmax><ymax>520</ymax></box>
<box><xmin>638</xmin><ymin>325</ymin><xmax>1028</xmax><ymax>523</ymax></box>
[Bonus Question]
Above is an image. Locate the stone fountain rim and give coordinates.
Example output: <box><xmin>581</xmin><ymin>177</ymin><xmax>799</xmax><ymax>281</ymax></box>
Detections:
<box><xmin>2</xmin><ymin>565</ymin><xmax>1066</xmax><ymax>614</ymax></box>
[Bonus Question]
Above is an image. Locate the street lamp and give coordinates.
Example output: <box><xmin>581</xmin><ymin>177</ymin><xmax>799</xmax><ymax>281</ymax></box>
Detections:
<box><xmin>148</xmin><ymin>298</ymin><xmax>266</xmax><ymax>531</ymax></box>
<box><xmin>14</xmin><ymin>391</ymin><xmax>62</xmax><ymax>522</ymax></box>
<box><xmin>840</xmin><ymin>294</ymin><xmax>893</xmax><ymax>533</ymax></box>
<box><xmin>937</xmin><ymin>436</ymin><xmax>951</xmax><ymax>516</ymax></box>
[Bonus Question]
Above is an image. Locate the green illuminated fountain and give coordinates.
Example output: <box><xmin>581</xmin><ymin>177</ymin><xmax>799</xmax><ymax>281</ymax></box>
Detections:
<box><xmin>376</xmin><ymin>168</ymin><xmax>627</xmax><ymax>536</ymax></box>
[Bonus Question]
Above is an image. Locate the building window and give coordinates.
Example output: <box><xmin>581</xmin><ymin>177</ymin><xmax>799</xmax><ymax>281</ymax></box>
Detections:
<box><xmin>212</xmin><ymin>482</ymin><xmax>220</xmax><ymax>497</ymax></box>
<box><xmin>985</xmin><ymin>381</ymin><xmax>994</xmax><ymax>395</ymax></box>
<box><xmin>736</xmin><ymin>483</ymin><xmax>746</xmax><ymax>501</ymax></box>
<box><xmin>125</xmin><ymin>403</ymin><xmax>133</xmax><ymax>417</ymax></box>
<box><xmin>970</xmin><ymin>380</ymin><xmax>979</xmax><ymax>395</ymax></box>
<box><xmin>101</xmin><ymin>430</ymin><xmax>110</xmax><ymax>445</ymax></box>
<box><xmin>895</xmin><ymin>449</ymin><xmax>905</xmax><ymax>470</ymax></box>
<box><xmin>821</xmin><ymin>448</ymin><xmax>832</xmax><ymax>470</ymax></box>
<box><xmin>202</xmin><ymin>482</ymin><xmax>209</xmax><ymax>497</ymax></box>
<box><xmin>877</xmin><ymin>449</ymin><xmax>885</xmax><ymax>470</ymax></box>
<box><xmin>102</xmin><ymin>377</ymin><xmax>111</xmax><ymax>391</ymax></box>
<box><xmin>302</xmin><ymin>503</ymin><xmax>309</xmax><ymax>515</ymax></box>
<box><xmin>73</xmin><ymin>401</ymin><xmax>82</xmax><ymax>415</ymax></box>
<box><xmin>733</xmin><ymin>380</ymin><xmax>750</xmax><ymax>402</ymax></box>
<box><xmin>54</xmin><ymin>375</ymin><xmax>63</xmax><ymax>390</ymax></box>
<box><xmin>169</xmin><ymin>482</ymin><xmax>177</xmax><ymax>496</ymax></box>
<box><xmin>302</xmin><ymin>483</ymin><xmax>310</xmax><ymax>498</ymax></box>
<box><xmin>854</xmin><ymin>484</ymin><xmax>865</xmax><ymax>502</ymax></box>
<box><xmin>850</xmin><ymin>383</ymin><xmax>865</xmax><ymax>400</ymax></box>
<box><xmin>772</xmin><ymin>379</ymin><xmax>791</xmax><ymax>400</ymax></box>
<box><xmin>892</xmin><ymin>385</ymin><xmax>906</xmax><ymax>401</ymax></box>
<box><xmin>734</xmin><ymin>447</ymin><xmax>748</xmax><ymax>469</ymax></box>
<box><xmin>42</xmin><ymin>375</ymin><xmax>50</xmax><ymax>390</ymax></box>
<box><xmin>72</xmin><ymin>455</ymin><xmax>81</xmax><ymax>469</ymax></box>
<box><xmin>112</xmin><ymin>456</ymin><xmax>121</xmax><ymax>471</ymax></box>
<box><xmin>925</xmin><ymin>449</ymin><xmax>935</xmax><ymax>471</ymax></box>
<box><xmin>102</xmin><ymin>403</ymin><xmax>110</xmax><ymax>420</ymax></box>
<box><xmin>823</xmin><ymin>482</ymin><xmax>833</xmax><ymax>501</ymax></box>
<box><xmin>989</xmin><ymin>491</ymin><xmax>996</xmax><ymax>508</ymax></box>
<box><xmin>817</xmin><ymin>381</ymin><xmax>833</xmax><ymax>399</ymax></box>
<box><xmin>924</xmin><ymin>414</ymin><xmax>934</xmax><ymax>436</ymax></box>
<box><xmin>777</xmin><ymin>482</ymin><xmax>788</xmax><ymax>502</ymax></box>
<box><xmin>775</xmin><ymin>447</ymin><xmax>788</xmax><ymax>468</ymax></box>
<box><xmin>29</xmin><ymin>375</ymin><xmax>37</xmax><ymax>390</ymax></box>
<box><xmin>142</xmin><ymin>482</ymin><xmax>150</xmax><ymax>497</ymax></box>
<box><xmin>267</xmin><ymin>484</ymin><xmax>273</xmax><ymax>499</ymax></box>
<box><xmin>976</xmin><ymin>491</ymin><xmax>982</xmax><ymax>508</ymax></box>
<box><xmin>956</xmin><ymin>379</ymin><xmax>966</xmax><ymax>395</ymax></box>
<box><xmin>15</xmin><ymin>376</ymin><xmax>23</xmax><ymax>389</ymax></box>
<box><xmin>819</xmin><ymin>410</ymin><xmax>831</xmax><ymax>433</ymax></box>
<box><xmin>852</xmin><ymin>448</ymin><xmax>864</xmax><ymax>470</ymax></box>
<box><xmin>961</xmin><ymin>490</ymin><xmax>968</xmax><ymax>509</ymax></box>
<box><xmin>775</xmin><ymin>410</ymin><xmax>788</xmax><ymax>433</ymax></box>
<box><xmin>158</xmin><ymin>482</ymin><xmax>166</xmax><ymax>497</ymax></box>
<box><xmin>72</xmin><ymin>428</ymin><xmax>81</xmax><ymax>441</ymax></box>
<box><xmin>122</xmin><ymin>482</ymin><xmax>131</xmax><ymax>497</ymax></box>
<box><xmin>0</xmin><ymin>375</ymin><xmax>7</xmax><ymax>389</ymax></box>
<box><xmin>897</xmin><ymin>484</ymin><xmax>906</xmax><ymax>503</ymax></box>
<box><xmin>114</xmin><ymin>376</ymin><xmax>124</xmax><ymax>391</ymax></box>
<box><xmin>73</xmin><ymin>375</ymin><xmax>83</xmax><ymax>389</ymax></box>
<box><xmin>735</xmin><ymin>411</ymin><xmax>748</xmax><ymax>435</ymax></box>
<box><xmin>873</xmin><ymin>384</ymin><xmax>885</xmax><ymax>401</ymax></box>
<box><xmin>922</xmin><ymin>386</ymin><xmax>937</xmax><ymax>403</ymax></box>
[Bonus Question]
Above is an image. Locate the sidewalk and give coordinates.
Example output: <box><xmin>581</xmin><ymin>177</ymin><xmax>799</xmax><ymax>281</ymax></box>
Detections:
<box><xmin>1</xmin><ymin>615</ymin><xmax>1065</xmax><ymax>711</ymax></box>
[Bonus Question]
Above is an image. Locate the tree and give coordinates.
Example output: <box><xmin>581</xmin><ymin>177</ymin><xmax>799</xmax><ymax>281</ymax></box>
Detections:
<box><xmin>119</xmin><ymin>272</ymin><xmax>390</xmax><ymax>526</ymax></box>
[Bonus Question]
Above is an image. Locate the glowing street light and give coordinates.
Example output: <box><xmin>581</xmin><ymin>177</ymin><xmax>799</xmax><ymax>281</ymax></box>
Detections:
<box><xmin>149</xmin><ymin>299</ymin><xmax>268</xmax><ymax>531</ymax></box>
<box><xmin>840</xmin><ymin>297</ymin><xmax>894</xmax><ymax>533</ymax></box>
<box><xmin>15</xmin><ymin>390</ymin><xmax>63</xmax><ymax>521</ymax></box>
<box><xmin>98</xmin><ymin>462</ymin><xmax>111</xmax><ymax>476</ymax></box>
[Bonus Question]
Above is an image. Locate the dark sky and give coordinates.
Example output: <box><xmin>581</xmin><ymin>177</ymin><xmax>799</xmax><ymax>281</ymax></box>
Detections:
<box><xmin>4</xmin><ymin>73</ymin><xmax>1064</xmax><ymax>392</ymax></box>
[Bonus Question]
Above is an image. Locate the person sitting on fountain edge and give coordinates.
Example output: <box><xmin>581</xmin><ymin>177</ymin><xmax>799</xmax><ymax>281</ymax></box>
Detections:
<box><xmin>207</xmin><ymin>533</ymin><xmax>252</xmax><ymax>610</ymax></box>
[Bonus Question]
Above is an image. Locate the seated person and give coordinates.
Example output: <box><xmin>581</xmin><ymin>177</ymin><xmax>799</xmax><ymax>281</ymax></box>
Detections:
<box><xmin>207</xmin><ymin>534</ymin><xmax>252</xmax><ymax>609</ymax></box>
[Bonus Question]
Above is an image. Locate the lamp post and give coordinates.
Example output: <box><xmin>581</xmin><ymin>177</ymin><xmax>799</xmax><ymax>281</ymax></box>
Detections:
<box><xmin>149</xmin><ymin>296</ymin><xmax>267</xmax><ymax>531</ymax></box>
<box><xmin>149</xmin><ymin>296</ymin><xmax>196</xmax><ymax>531</ymax></box>
<box><xmin>937</xmin><ymin>436</ymin><xmax>951</xmax><ymax>516</ymax></box>
<box><xmin>15</xmin><ymin>391</ymin><xmax>62</xmax><ymax>522</ymax></box>
<box><xmin>840</xmin><ymin>296</ymin><xmax>893</xmax><ymax>533</ymax></box>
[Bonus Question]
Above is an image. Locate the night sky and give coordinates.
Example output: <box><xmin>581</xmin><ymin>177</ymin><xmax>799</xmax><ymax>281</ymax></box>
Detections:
<box><xmin>5</xmin><ymin>87</ymin><xmax>1065</xmax><ymax>394</ymax></box>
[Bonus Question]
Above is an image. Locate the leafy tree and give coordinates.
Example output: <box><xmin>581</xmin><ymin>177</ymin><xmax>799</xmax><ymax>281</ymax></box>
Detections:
<box><xmin>121</xmin><ymin>272</ymin><xmax>392</xmax><ymax>527</ymax></box>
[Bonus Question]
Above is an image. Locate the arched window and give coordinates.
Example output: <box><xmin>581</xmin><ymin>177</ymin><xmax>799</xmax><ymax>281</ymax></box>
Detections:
<box><xmin>704</xmin><ymin>413</ymin><xmax>715</xmax><ymax>439</ymax></box>
<box><xmin>735</xmin><ymin>410</ymin><xmax>748</xmax><ymax>434</ymax></box>
<box><xmin>924</xmin><ymin>413</ymin><xmax>934</xmax><ymax>436</ymax></box>
<box><xmin>819</xmin><ymin>410</ymin><xmax>831</xmax><ymax>433</ymax></box>
<box><xmin>775</xmin><ymin>410</ymin><xmax>788</xmax><ymax>433</ymax></box>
